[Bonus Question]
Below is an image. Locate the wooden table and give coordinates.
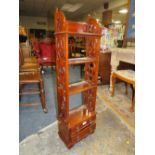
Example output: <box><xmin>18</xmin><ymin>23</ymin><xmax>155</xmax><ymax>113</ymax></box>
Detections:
<box><xmin>110</xmin><ymin>47</ymin><xmax>135</xmax><ymax>92</ymax></box>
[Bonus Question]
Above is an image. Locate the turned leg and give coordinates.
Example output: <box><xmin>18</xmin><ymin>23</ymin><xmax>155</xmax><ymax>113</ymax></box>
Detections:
<box><xmin>39</xmin><ymin>79</ymin><xmax>48</xmax><ymax>113</ymax></box>
<box><xmin>130</xmin><ymin>84</ymin><xmax>135</xmax><ymax>112</ymax></box>
<box><xmin>111</xmin><ymin>74</ymin><xmax>116</xmax><ymax>96</ymax></box>
<box><xmin>110</xmin><ymin>64</ymin><xmax>118</xmax><ymax>93</ymax></box>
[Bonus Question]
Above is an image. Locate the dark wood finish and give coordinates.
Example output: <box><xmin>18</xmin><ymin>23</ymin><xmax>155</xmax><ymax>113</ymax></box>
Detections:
<box><xmin>69</xmin><ymin>57</ymin><xmax>96</xmax><ymax>65</ymax></box>
<box><xmin>99</xmin><ymin>52</ymin><xmax>111</xmax><ymax>85</ymax></box>
<box><xmin>102</xmin><ymin>10</ymin><xmax>112</xmax><ymax>26</ymax></box>
<box><xmin>55</xmin><ymin>9</ymin><xmax>101</xmax><ymax>148</ymax></box>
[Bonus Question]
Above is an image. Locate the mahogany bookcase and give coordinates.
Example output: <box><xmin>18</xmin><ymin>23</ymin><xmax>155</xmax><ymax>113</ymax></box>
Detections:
<box><xmin>54</xmin><ymin>9</ymin><xmax>101</xmax><ymax>148</ymax></box>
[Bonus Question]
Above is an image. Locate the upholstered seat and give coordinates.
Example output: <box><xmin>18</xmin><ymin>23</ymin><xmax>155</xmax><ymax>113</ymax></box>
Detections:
<box><xmin>38</xmin><ymin>42</ymin><xmax>56</xmax><ymax>66</ymax></box>
<box><xmin>114</xmin><ymin>70</ymin><xmax>135</xmax><ymax>82</ymax></box>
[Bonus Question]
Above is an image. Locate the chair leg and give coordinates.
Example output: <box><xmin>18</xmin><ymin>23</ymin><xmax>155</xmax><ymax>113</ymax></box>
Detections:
<box><xmin>19</xmin><ymin>84</ymin><xmax>24</xmax><ymax>102</ymax></box>
<box><xmin>111</xmin><ymin>74</ymin><xmax>116</xmax><ymax>96</ymax></box>
<box><xmin>39</xmin><ymin>79</ymin><xmax>48</xmax><ymax>113</ymax></box>
<box><xmin>125</xmin><ymin>82</ymin><xmax>129</xmax><ymax>95</ymax></box>
<box><xmin>130</xmin><ymin>84</ymin><xmax>135</xmax><ymax>112</ymax></box>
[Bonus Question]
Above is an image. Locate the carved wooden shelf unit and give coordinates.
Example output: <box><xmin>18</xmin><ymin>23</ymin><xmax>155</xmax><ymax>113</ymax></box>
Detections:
<box><xmin>55</xmin><ymin>9</ymin><xmax>101</xmax><ymax>148</ymax></box>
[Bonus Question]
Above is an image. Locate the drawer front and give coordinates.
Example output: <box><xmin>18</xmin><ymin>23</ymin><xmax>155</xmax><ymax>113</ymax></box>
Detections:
<box><xmin>70</xmin><ymin>115</ymin><xmax>96</xmax><ymax>135</ymax></box>
<box><xmin>71</xmin><ymin>123</ymin><xmax>96</xmax><ymax>143</ymax></box>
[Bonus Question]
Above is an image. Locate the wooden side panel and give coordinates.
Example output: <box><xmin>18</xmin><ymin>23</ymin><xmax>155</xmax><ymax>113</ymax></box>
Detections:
<box><xmin>55</xmin><ymin>9</ymin><xmax>69</xmax><ymax>121</ymax></box>
<box><xmin>84</xmin><ymin>33</ymin><xmax>101</xmax><ymax>112</ymax></box>
<box><xmin>67</xmin><ymin>21</ymin><xmax>87</xmax><ymax>33</ymax></box>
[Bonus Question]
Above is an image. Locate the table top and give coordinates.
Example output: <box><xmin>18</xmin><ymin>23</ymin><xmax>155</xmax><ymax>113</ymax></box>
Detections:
<box><xmin>110</xmin><ymin>47</ymin><xmax>135</xmax><ymax>65</ymax></box>
<box><xmin>110</xmin><ymin>47</ymin><xmax>135</xmax><ymax>53</ymax></box>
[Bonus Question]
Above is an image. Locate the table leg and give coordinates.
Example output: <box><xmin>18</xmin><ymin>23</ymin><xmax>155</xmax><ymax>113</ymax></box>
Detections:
<box><xmin>110</xmin><ymin>65</ymin><xmax>118</xmax><ymax>93</ymax></box>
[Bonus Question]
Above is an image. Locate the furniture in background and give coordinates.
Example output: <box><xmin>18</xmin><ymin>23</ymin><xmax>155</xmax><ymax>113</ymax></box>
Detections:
<box><xmin>69</xmin><ymin>36</ymin><xmax>86</xmax><ymax>58</ymax></box>
<box><xmin>31</xmin><ymin>38</ymin><xmax>40</xmax><ymax>57</ymax></box>
<box><xmin>38</xmin><ymin>41</ymin><xmax>56</xmax><ymax>67</ymax></box>
<box><xmin>20</xmin><ymin>42</ymin><xmax>32</xmax><ymax>58</ymax></box>
<box><xmin>99</xmin><ymin>50</ymin><xmax>135</xmax><ymax>85</ymax></box>
<box><xmin>31</xmin><ymin>38</ymin><xmax>56</xmax><ymax>67</ymax></box>
<box><xmin>55</xmin><ymin>9</ymin><xmax>101</xmax><ymax>148</ymax></box>
<box><xmin>110</xmin><ymin>2</ymin><xmax>135</xmax><ymax>111</ymax></box>
<box><xmin>19</xmin><ymin>48</ymin><xmax>48</xmax><ymax>113</ymax></box>
<box><xmin>111</xmin><ymin>70</ymin><xmax>135</xmax><ymax>112</ymax></box>
<box><xmin>99</xmin><ymin>51</ymin><xmax>111</xmax><ymax>85</ymax></box>
<box><xmin>110</xmin><ymin>47</ymin><xmax>135</xmax><ymax>91</ymax></box>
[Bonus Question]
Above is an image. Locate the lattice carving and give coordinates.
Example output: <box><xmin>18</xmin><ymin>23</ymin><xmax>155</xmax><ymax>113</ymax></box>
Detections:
<box><xmin>56</xmin><ymin>35</ymin><xmax>67</xmax><ymax>60</ymax></box>
<box><xmin>83</xmin><ymin>88</ymin><xmax>97</xmax><ymax>112</ymax></box>
<box><xmin>86</xmin><ymin>36</ymin><xmax>100</xmax><ymax>57</ymax></box>
<box><xmin>55</xmin><ymin>9</ymin><xmax>67</xmax><ymax>32</ymax></box>
<box><xmin>55</xmin><ymin>33</ymin><xmax>69</xmax><ymax>121</ymax></box>
<box><xmin>87</xmin><ymin>17</ymin><xmax>101</xmax><ymax>34</ymax></box>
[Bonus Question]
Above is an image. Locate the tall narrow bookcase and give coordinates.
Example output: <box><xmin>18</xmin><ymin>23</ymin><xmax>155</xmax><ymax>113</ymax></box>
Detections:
<box><xmin>55</xmin><ymin>9</ymin><xmax>101</xmax><ymax>148</ymax></box>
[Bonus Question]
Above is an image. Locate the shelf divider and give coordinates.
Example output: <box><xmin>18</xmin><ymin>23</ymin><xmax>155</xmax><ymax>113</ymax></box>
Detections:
<box><xmin>69</xmin><ymin>57</ymin><xmax>96</xmax><ymax>65</ymax></box>
<box><xmin>69</xmin><ymin>80</ymin><xmax>96</xmax><ymax>95</ymax></box>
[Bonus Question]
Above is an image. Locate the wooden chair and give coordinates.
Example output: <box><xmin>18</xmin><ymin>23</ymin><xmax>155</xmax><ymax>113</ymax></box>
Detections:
<box><xmin>19</xmin><ymin>48</ymin><xmax>48</xmax><ymax>113</ymax></box>
<box><xmin>111</xmin><ymin>69</ymin><xmax>135</xmax><ymax>112</ymax></box>
<box><xmin>38</xmin><ymin>41</ymin><xmax>56</xmax><ymax>67</ymax></box>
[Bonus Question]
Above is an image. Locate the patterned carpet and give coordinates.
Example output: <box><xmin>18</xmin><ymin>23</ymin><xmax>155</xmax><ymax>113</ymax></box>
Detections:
<box><xmin>97</xmin><ymin>83</ymin><xmax>135</xmax><ymax>133</ymax></box>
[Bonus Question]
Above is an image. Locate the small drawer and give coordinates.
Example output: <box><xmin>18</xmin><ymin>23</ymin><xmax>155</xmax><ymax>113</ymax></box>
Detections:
<box><xmin>71</xmin><ymin>123</ymin><xmax>96</xmax><ymax>143</ymax></box>
<box><xmin>70</xmin><ymin>115</ymin><xmax>96</xmax><ymax>136</ymax></box>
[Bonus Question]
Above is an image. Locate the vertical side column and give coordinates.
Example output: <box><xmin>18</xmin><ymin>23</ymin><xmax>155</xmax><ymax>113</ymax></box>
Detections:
<box><xmin>55</xmin><ymin>9</ymin><xmax>69</xmax><ymax>123</ymax></box>
<box><xmin>84</xmin><ymin>35</ymin><xmax>100</xmax><ymax>112</ymax></box>
<box><xmin>55</xmin><ymin>33</ymin><xmax>69</xmax><ymax>122</ymax></box>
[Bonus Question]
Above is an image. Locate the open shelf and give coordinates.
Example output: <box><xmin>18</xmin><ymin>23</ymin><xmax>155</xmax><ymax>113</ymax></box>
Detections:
<box><xmin>69</xmin><ymin>57</ymin><xmax>96</xmax><ymax>65</ymax></box>
<box><xmin>69</xmin><ymin>44</ymin><xmax>85</xmax><ymax>49</ymax></box>
<box><xmin>55</xmin><ymin>31</ymin><xmax>101</xmax><ymax>36</ymax></box>
<box><xmin>69</xmin><ymin>80</ymin><xmax>96</xmax><ymax>95</ymax></box>
<box><xmin>68</xmin><ymin>105</ymin><xmax>95</xmax><ymax>129</ymax></box>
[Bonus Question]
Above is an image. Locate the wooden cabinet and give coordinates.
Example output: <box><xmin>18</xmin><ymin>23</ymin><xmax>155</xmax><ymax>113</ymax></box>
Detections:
<box><xmin>55</xmin><ymin>9</ymin><xmax>101</xmax><ymax>148</ymax></box>
<box><xmin>99</xmin><ymin>52</ymin><xmax>111</xmax><ymax>85</ymax></box>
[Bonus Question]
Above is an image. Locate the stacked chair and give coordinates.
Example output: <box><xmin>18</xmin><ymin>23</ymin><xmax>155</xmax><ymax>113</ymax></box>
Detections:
<box><xmin>19</xmin><ymin>47</ymin><xmax>48</xmax><ymax>113</ymax></box>
<box><xmin>31</xmin><ymin>38</ymin><xmax>56</xmax><ymax>68</ymax></box>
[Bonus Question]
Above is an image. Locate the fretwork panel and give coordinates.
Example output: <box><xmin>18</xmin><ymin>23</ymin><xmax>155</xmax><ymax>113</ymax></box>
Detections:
<box><xmin>83</xmin><ymin>35</ymin><xmax>100</xmax><ymax>112</ymax></box>
<box><xmin>56</xmin><ymin>34</ymin><xmax>69</xmax><ymax>121</ymax></box>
